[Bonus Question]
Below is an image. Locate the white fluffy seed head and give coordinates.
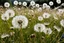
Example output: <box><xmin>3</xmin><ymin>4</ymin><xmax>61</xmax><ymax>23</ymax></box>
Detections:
<box><xmin>1</xmin><ymin>13</ymin><xmax>9</xmax><ymax>21</ymax></box>
<box><xmin>34</xmin><ymin>23</ymin><xmax>45</xmax><ymax>32</ymax></box>
<box><xmin>43</xmin><ymin>3</ymin><xmax>48</xmax><ymax>9</ymax></box>
<box><xmin>18</xmin><ymin>2</ymin><xmax>22</xmax><ymax>5</ymax></box>
<box><xmin>23</xmin><ymin>2</ymin><xmax>27</xmax><ymax>6</ymax></box>
<box><xmin>43</xmin><ymin>12</ymin><xmax>51</xmax><ymax>18</ymax></box>
<box><xmin>13</xmin><ymin>0</ymin><xmax>18</xmax><ymax>5</ymax></box>
<box><xmin>5</xmin><ymin>9</ymin><xmax>15</xmax><ymax>18</ymax></box>
<box><xmin>4</xmin><ymin>2</ymin><xmax>10</xmax><ymax>8</ymax></box>
<box><xmin>35</xmin><ymin>4</ymin><xmax>39</xmax><ymax>8</ymax></box>
<box><xmin>12</xmin><ymin>15</ymin><xmax>28</xmax><ymax>29</ymax></box>
<box><xmin>49</xmin><ymin>1</ymin><xmax>54</xmax><ymax>6</ymax></box>
<box><xmin>38</xmin><ymin>16</ymin><xmax>43</xmax><ymax>21</ymax></box>
<box><xmin>56</xmin><ymin>0</ymin><xmax>61</xmax><ymax>4</ymax></box>
<box><xmin>30</xmin><ymin>1</ymin><xmax>35</xmax><ymax>6</ymax></box>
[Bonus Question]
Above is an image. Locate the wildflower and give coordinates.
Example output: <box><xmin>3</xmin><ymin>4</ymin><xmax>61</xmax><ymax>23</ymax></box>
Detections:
<box><xmin>12</xmin><ymin>15</ymin><xmax>28</xmax><ymax>29</ymax></box>
<box><xmin>30</xmin><ymin>1</ymin><xmax>35</xmax><ymax>6</ymax></box>
<box><xmin>4</xmin><ymin>2</ymin><xmax>10</xmax><ymax>8</ymax></box>
<box><xmin>42</xmin><ymin>3</ymin><xmax>47</xmax><ymax>9</ymax></box>
<box><xmin>5</xmin><ymin>9</ymin><xmax>15</xmax><ymax>17</ymax></box>
<box><xmin>34</xmin><ymin>23</ymin><xmax>45</xmax><ymax>32</ymax></box>
<box><xmin>35</xmin><ymin>4</ymin><xmax>39</xmax><ymax>8</ymax></box>
<box><xmin>22</xmin><ymin>2</ymin><xmax>27</xmax><ymax>6</ymax></box>
<box><xmin>43</xmin><ymin>28</ymin><xmax>52</xmax><ymax>35</ymax></box>
<box><xmin>13</xmin><ymin>0</ymin><xmax>18</xmax><ymax>5</ymax></box>
<box><xmin>42</xmin><ymin>12</ymin><xmax>51</xmax><ymax>18</ymax></box>
<box><xmin>1</xmin><ymin>13</ymin><xmax>9</xmax><ymax>21</ymax></box>
<box><xmin>49</xmin><ymin>1</ymin><xmax>54</xmax><ymax>6</ymax></box>
<box><xmin>56</xmin><ymin>0</ymin><xmax>61</xmax><ymax>4</ymax></box>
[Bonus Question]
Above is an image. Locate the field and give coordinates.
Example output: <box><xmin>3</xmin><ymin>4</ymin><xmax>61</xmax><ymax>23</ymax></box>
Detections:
<box><xmin>0</xmin><ymin>6</ymin><xmax>64</xmax><ymax>43</ymax></box>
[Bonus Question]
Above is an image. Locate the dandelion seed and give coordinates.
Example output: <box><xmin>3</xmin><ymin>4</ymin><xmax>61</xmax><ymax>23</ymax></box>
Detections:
<box><xmin>12</xmin><ymin>15</ymin><xmax>28</xmax><ymax>29</ymax></box>
<box><xmin>4</xmin><ymin>2</ymin><xmax>10</xmax><ymax>8</ymax></box>
<box><xmin>23</xmin><ymin>2</ymin><xmax>27</xmax><ymax>6</ymax></box>
<box><xmin>5</xmin><ymin>9</ymin><xmax>15</xmax><ymax>17</ymax></box>
<box><xmin>35</xmin><ymin>4</ymin><xmax>39</xmax><ymax>8</ymax></box>
<box><xmin>49</xmin><ymin>1</ymin><xmax>54</xmax><ymax>6</ymax></box>
<box><xmin>56</xmin><ymin>0</ymin><xmax>61</xmax><ymax>4</ymax></box>
<box><xmin>13</xmin><ymin>0</ymin><xmax>18</xmax><ymax>5</ymax></box>
<box><xmin>43</xmin><ymin>28</ymin><xmax>52</xmax><ymax>35</ymax></box>
<box><xmin>30</xmin><ymin>1</ymin><xmax>35</xmax><ymax>6</ymax></box>
<box><xmin>43</xmin><ymin>3</ymin><xmax>47</xmax><ymax>9</ymax></box>
<box><xmin>38</xmin><ymin>16</ymin><xmax>43</xmax><ymax>21</ymax></box>
<box><xmin>43</xmin><ymin>12</ymin><xmax>51</xmax><ymax>18</ymax></box>
<box><xmin>34</xmin><ymin>23</ymin><xmax>45</xmax><ymax>32</ymax></box>
<box><xmin>1</xmin><ymin>13</ymin><xmax>9</xmax><ymax>21</ymax></box>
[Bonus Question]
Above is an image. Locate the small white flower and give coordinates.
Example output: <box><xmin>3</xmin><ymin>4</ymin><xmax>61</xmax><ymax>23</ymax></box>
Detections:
<box><xmin>49</xmin><ymin>1</ymin><xmax>54</xmax><ymax>6</ymax></box>
<box><xmin>23</xmin><ymin>2</ymin><xmax>27</xmax><ymax>6</ymax></box>
<box><xmin>18</xmin><ymin>2</ymin><xmax>22</xmax><ymax>5</ymax></box>
<box><xmin>35</xmin><ymin>4</ymin><xmax>39</xmax><ymax>8</ymax></box>
<box><xmin>42</xmin><ymin>3</ymin><xmax>47</xmax><ymax>9</ymax></box>
<box><xmin>5</xmin><ymin>9</ymin><xmax>15</xmax><ymax>17</ymax></box>
<box><xmin>54</xmin><ymin>25</ymin><xmax>61</xmax><ymax>32</ymax></box>
<box><xmin>30</xmin><ymin>1</ymin><xmax>35</xmax><ymax>6</ymax></box>
<box><xmin>1</xmin><ymin>34</ymin><xmax>9</xmax><ymax>38</ymax></box>
<box><xmin>4</xmin><ymin>2</ymin><xmax>10</xmax><ymax>8</ymax></box>
<box><xmin>43</xmin><ymin>12</ymin><xmax>51</xmax><ymax>18</ymax></box>
<box><xmin>13</xmin><ymin>0</ymin><xmax>18</xmax><ymax>5</ymax></box>
<box><xmin>12</xmin><ymin>15</ymin><xmax>28</xmax><ymax>29</ymax></box>
<box><xmin>34</xmin><ymin>23</ymin><xmax>45</xmax><ymax>32</ymax></box>
<box><xmin>1</xmin><ymin>13</ymin><xmax>9</xmax><ymax>21</ymax></box>
<box><xmin>56</xmin><ymin>0</ymin><xmax>61</xmax><ymax>4</ymax></box>
<box><xmin>38</xmin><ymin>16</ymin><xmax>43</xmax><ymax>21</ymax></box>
<box><xmin>60</xmin><ymin>19</ymin><xmax>64</xmax><ymax>27</ymax></box>
<box><xmin>43</xmin><ymin>28</ymin><xmax>52</xmax><ymax>35</ymax></box>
